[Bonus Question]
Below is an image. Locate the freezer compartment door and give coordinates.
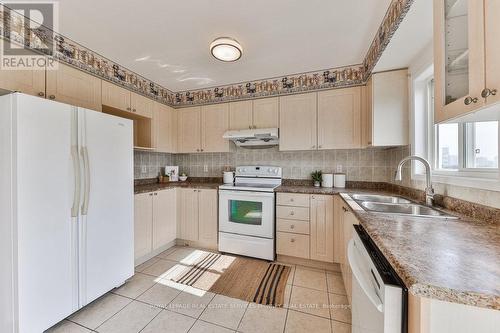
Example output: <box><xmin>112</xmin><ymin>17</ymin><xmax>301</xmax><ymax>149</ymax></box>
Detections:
<box><xmin>14</xmin><ymin>94</ymin><xmax>79</xmax><ymax>332</ymax></box>
<box><xmin>78</xmin><ymin>109</ymin><xmax>134</xmax><ymax>306</ymax></box>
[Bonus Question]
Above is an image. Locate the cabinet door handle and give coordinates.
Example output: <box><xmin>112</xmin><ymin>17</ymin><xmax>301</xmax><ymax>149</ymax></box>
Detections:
<box><xmin>464</xmin><ymin>96</ymin><xmax>478</xmax><ymax>105</ymax></box>
<box><xmin>290</xmin><ymin>224</ymin><xmax>295</xmax><ymax>229</ymax></box>
<box><xmin>290</xmin><ymin>238</ymin><xmax>295</xmax><ymax>243</ymax></box>
<box><xmin>311</xmin><ymin>145</ymin><xmax>316</xmax><ymax>149</ymax></box>
<box><xmin>318</xmin><ymin>145</ymin><xmax>322</xmax><ymax>149</ymax></box>
<box><xmin>481</xmin><ymin>88</ymin><xmax>498</xmax><ymax>98</ymax></box>
<box><xmin>342</xmin><ymin>206</ymin><xmax>348</xmax><ymax>212</ymax></box>
<box><xmin>133</xmin><ymin>108</ymin><xmax>136</xmax><ymax>112</ymax></box>
<box><xmin>38</xmin><ymin>91</ymin><xmax>45</xmax><ymax>97</ymax></box>
<box><xmin>200</xmin><ymin>149</ymin><xmax>204</xmax><ymax>152</ymax></box>
<box><xmin>290</xmin><ymin>211</ymin><xmax>295</xmax><ymax>216</ymax></box>
<box><xmin>126</xmin><ymin>107</ymin><xmax>131</xmax><ymax>111</ymax></box>
<box><xmin>49</xmin><ymin>94</ymin><xmax>55</xmax><ymax>100</ymax></box>
<box><xmin>290</xmin><ymin>198</ymin><xmax>294</xmax><ymax>202</ymax></box>
<box><xmin>149</xmin><ymin>193</ymin><xmax>153</xmax><ymax>196</ymax></box>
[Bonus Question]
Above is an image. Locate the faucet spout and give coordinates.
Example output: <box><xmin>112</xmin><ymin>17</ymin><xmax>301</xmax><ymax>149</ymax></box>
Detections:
<box><xmin>394</xmin><ymin>155</ymin><xmax>434</xmax><ymax>206</ymax></box>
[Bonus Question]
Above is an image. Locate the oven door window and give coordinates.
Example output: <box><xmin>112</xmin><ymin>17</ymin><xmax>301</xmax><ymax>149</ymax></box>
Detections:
<box><xmin>228</xmin><ymin>200</ymin><xmax>263</xmax><ymax>226</ymax></box>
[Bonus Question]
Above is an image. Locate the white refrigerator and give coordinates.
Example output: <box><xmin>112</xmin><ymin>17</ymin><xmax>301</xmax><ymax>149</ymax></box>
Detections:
<box><xmin>0</xmin><ymin>93</ymin><xmax>134</xmax><ymax>333</ymax></box>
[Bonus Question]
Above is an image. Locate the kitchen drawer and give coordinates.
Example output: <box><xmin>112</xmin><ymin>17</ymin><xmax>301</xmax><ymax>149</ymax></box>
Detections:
<box><xmin>277</xmin><ymin>193</ymin><xmax>310</xmax><ymax>207</ymax></box>
<box><xmin>277</xmin><ymin>205</ymin><xmax>310</xmax><ymax>221</ymax></box>
<box><xmin>277</xmin><ymin>218</ymin><xmax>310</xmax><ymax>235</ymax></box>
<box><xmin>276</xmin><ymin>232</ymin><xmax>310</xmax><ymax>259</ymax></box>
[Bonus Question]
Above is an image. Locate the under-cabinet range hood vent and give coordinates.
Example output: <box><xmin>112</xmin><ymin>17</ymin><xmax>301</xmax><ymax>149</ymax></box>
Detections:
<box><xmin>223</xmin><ymin>128</ymin><xmax>279</xmax><ymax>148</ymax></box>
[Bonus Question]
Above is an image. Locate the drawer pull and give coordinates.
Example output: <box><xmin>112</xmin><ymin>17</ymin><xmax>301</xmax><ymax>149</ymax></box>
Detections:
<box><xmin>290</xmin><ymin>238</ymin><xmax>295</xmax><ymax>243</ymax></box>
<box><xmin>290</xmin><ymin>224</ymin><xmax>295</xmax><ymax>229</ymax></box>
<box><xmin>290</xmin><ymin>211</ymin><xmax>295</xmax><ymax>216</ymax></box>
<box><xmin>290</xmin><ymin>198</ymin><xmax>294</xmax><ymax>202</ymax></box>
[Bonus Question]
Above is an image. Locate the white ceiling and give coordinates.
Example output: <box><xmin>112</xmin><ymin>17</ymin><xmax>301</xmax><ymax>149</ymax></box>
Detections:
<box><xmin>56</xmin><ymin>0</ymin><xmax>392</xmax><ymax>91</ymax></box>
<box><xmin>374</xmin><ymin>0</ymin><xmax>433</xmax><ymax>72</ymax></box>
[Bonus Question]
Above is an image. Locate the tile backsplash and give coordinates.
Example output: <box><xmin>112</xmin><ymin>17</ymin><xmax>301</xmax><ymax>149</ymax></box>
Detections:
<box><xmin>135</xmin><ymin>146</ymin><xmax>394</xmax><ymax>182</ymax></box>
<box><xmin>134</xmin><ymin>151</ymin><xmax>174</xmax><ymax>179</ymax></box>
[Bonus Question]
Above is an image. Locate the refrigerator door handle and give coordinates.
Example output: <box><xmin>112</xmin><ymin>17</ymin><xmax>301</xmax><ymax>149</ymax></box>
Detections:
<box><xmin>81</xmin><ymin>146</ymin><xmax>91</xmax><ymax>215</ymax></box>
<box><xmin>71</xmin><ymin>146</ymin><xmax>81</xmax><ymax>217</ymax></box>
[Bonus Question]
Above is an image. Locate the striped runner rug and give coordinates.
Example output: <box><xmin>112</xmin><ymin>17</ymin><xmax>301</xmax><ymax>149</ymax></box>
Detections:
<box><xmin>171</xmin><ymin>252</ymin><xmax>291</xmax><ymax>307</ymax></box>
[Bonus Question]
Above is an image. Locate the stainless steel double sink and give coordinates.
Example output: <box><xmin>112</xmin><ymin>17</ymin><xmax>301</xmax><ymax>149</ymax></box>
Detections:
<box><xmin>349</xmin><ymin>194</ymin><xmax>457</xmax><ymax>219</ymax></box>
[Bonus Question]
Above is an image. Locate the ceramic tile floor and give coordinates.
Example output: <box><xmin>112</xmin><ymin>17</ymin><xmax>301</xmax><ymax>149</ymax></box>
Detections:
<box><xmin>46</xmin><ymin>247</ymin><xmax>351</xmax><ymax>333</ymax></box>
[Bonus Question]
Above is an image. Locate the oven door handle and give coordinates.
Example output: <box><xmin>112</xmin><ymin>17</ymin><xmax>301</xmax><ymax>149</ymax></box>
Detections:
<box><xmin>219</xmin><ymin>190</ymin><xmax>275</xmax><ymax>198</ymax></box>
<box><xmin>347</xmin><ymin>239</ymin><xmax>384</xmax><ymax>312</ymax></box>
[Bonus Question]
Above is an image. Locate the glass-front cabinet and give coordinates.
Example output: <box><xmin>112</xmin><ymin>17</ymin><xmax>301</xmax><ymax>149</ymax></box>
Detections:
<box><xmin>434</xmin><ymin>0</ymin><xmax>500</xmax><ymax>123</ymax></box>
<box><xmin>433</xmin><ymin>0</ymin><xmax>485</xmax><ymax>123</ymax></box>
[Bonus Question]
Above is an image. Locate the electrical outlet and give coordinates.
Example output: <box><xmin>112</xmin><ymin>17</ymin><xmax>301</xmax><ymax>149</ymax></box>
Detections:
<box><xmin>141</xmin><ymin>165</ymin><xmax>147</xmax><ymax>174</ymax></box>
<box><xmin>336</xmin><ymin>165</ymin><xmax>343</xmax><ymax>172</ymax></box>
<box><xmin>204</xmin><ymin>164</ymin><xmax>208</xmax><ymax>172</ymax></box>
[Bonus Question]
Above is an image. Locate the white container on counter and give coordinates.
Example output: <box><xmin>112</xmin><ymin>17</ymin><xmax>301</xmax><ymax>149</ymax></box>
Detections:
<box><xmin>223</xmin><ymin>171</ymin><xmax>235</xmax><ymax>184</ymax></box>
<box><xmin>321</xmin><ymin>173</ymin><xmax>334</xmax><ymax>188</ymax></box>
<box><xmin>334</xmin><ymin>173</ymin><xmax>346</xmax><ymax>188</ymax></box>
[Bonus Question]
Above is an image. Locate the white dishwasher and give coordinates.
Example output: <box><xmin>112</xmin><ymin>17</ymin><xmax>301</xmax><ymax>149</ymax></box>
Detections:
<box><xmin>348</xmin><ymin>225</ymin><xmax>408</xmax><ymax>333</ymax></box>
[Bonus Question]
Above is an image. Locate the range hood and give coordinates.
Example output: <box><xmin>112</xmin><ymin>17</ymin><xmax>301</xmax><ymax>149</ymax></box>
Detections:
<box><xmin>223</xmin><ymin>127</ymin><xmax>279</xmax><ymax>148</ymax></box>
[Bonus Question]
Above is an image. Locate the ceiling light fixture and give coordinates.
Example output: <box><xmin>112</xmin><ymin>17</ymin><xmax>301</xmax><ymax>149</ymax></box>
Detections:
<box><xmin>210</xmin><ymin>37</ymin><xmax>242</xmax><ymax>62</ymax></box>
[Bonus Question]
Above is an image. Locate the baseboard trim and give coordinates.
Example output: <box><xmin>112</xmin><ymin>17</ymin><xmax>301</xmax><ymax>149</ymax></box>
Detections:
<box><xmin>277</xmin><ymin>255</ymin><xmax>341</xmax><ymax>272</ymax></box>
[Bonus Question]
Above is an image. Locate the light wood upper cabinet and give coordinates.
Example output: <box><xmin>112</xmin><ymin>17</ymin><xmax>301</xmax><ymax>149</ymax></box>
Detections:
<box><xmin>102</xmin><ymin>80</ymin><xmax>131</xmax><ymax>112</ymax></box>
<box><xmin>253</xmin><ymin>97</ymin><xmax>279</xmax><ymax>128</ymax></box>
<box><xmin>198</xmin><ymin>189</ymin><xmax>218</xmax><ymax>249</ymax></box>
<box><xmin>433</xmin><ymin>0</ymin><xmax>486</xmax><ymax>122</ymax></box>
<box><xmin>484</xmin><ymin>0</ymin><xmax>500</xmax><ymax>106</ymax></box>
<box><xmin>229</xmin><ymin>101</ymin><xmax>253</xmax><ymax>130</ymax></box>
<box><xmin>152</xmin><ymin>189</ymin><xmax>176</xmax><ymax>251</ymax></box>
<box><xmin>153</xmin><ymin>102</ymin><xmax>177</xmax><ymax>153</ymax></box>
<box><xmin>177</xmin><ymin>106</ymin><xmax>201</xmax><ymax>153</ymax></box>
<box><xmin>134</xmin><ymin>193</ymin><xmax>153</xmax><ymax>260</ymax></box>
<box><xmin>201</xmin><ymin>103</ymin><xmax>230</xmax><ymax>152</ymax></box>
<box><xmin>130</xmin><ymin>92</ymin><xmax>153</xmax><ymax>118</ymax></box>
<box><xmin>178</xmin><ymin>188</ymin><xmax>199</xmax><ymax>242</ymax></box>
<box><xmin>228</xmin><ymin>98</ymin><xmax>279</xmax><ymax>130</ymax></box>
<box><xmin>279</xmin><ymin>92</ymin><xmax>317</xmax><ymax>151</ymax></box>
<box><xmin>46</xmin><ymin>63</ymin><xmax>102</xmax><ymax>111</ymax></box>
<box><xmin>363</xmin><ymin>70</ymin><xmax>409</xmax><ymax>147</ymax></box>
<box><xmin>0</xmin><ymin>64</ymin><xmax>45</xmax><ymax>97</ymax></box>
<box><xmin>310</xmin><ymin>195</ymin><xmax>334</xmax><ymax>262</ymax></box>
<box><xmin>317</xmin><ymin>87</ymin><xmax>361</xmax><ymax>149</ymax></box>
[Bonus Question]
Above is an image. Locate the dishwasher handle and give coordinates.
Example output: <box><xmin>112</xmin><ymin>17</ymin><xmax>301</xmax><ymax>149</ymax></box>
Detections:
<box><xmin>347</xmin><ymin>239</ymin><xmax>384</xmax><ymax>312</ymax></box>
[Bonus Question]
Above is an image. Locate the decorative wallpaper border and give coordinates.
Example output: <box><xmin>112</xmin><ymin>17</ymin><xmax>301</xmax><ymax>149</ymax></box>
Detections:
<box><xmin>0</xmin><ymin>0</ymin><xmax>415</xmax><ymax>107</ymax></box>
<box><xmin>173</xmin><ymin>65</ymin><xmax>365</xmax><ymax>106</ymax></box>
<box><xmin>362</xmin><ymin>0</ymin><xmax>415</xmax><ymax>79</ymax></box>
<box><xmin>0</xmin><ymin>5</ymin><xmax>176</xmax><ymax>105</ymax></box>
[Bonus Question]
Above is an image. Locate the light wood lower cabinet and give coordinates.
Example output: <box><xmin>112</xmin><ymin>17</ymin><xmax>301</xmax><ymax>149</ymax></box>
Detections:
<box><xmin>198</xmin><ymin>189</ymin><xmax>218</xmax><ymax>248</ymax></box>
<box><xmin>276</xmin><ymin>193</ymin><xmax>334</xmax><ymax>263</ymax></box>
<box><xmin>178</xmin><ymin>188</ymin><xmax>199</xmax><ymax>241</ymax></box>
<box><xmin>134</xmin><ymin>189</ymin><xmax>177</xmax><ymax>262</ymax></box>
<box><xmin>310</xmin><ymin>195</ymin><xmax>334</xmax><ymax>262</ymax></box>
<box><xmin>178</xmin><ymin>188</ymin><xmax>218</xmax><ymax>248</ymax></box>
<box><xmin>134</xmin><ymin>192</ymin><xmax>153</xmax><ymax>260</ymax></box>
<box><xmin>46</xmin><ymin>62</ymin><xmax>102</xmax><ymax>111</ymax></box>
<box><xmin>277</xmin><ymin>232</ymin><xmax>310</xmax><ymax>259</ymax></box>
<box><xmin>152</xmin><ymin>189</ymin><xmax>177</xmax><ymax>251</ymax></box>
<box><xmin>334</xmin><ymin>195</ymin><xmax>360</xmax><ymax>304</ymax></box>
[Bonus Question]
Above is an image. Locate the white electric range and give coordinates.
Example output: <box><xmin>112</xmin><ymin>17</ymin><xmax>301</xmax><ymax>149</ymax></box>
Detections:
<box><xmin>218</xmin><ymin>166</ymin><xmax>282</xmax><ymax>260</ymax></box>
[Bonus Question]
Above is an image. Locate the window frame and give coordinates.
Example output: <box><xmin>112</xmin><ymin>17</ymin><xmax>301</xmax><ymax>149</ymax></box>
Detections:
<box><xmin>412</xmin><ymin>69</ymin><xmax>500</xmax><ymax>191</ymax></box>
